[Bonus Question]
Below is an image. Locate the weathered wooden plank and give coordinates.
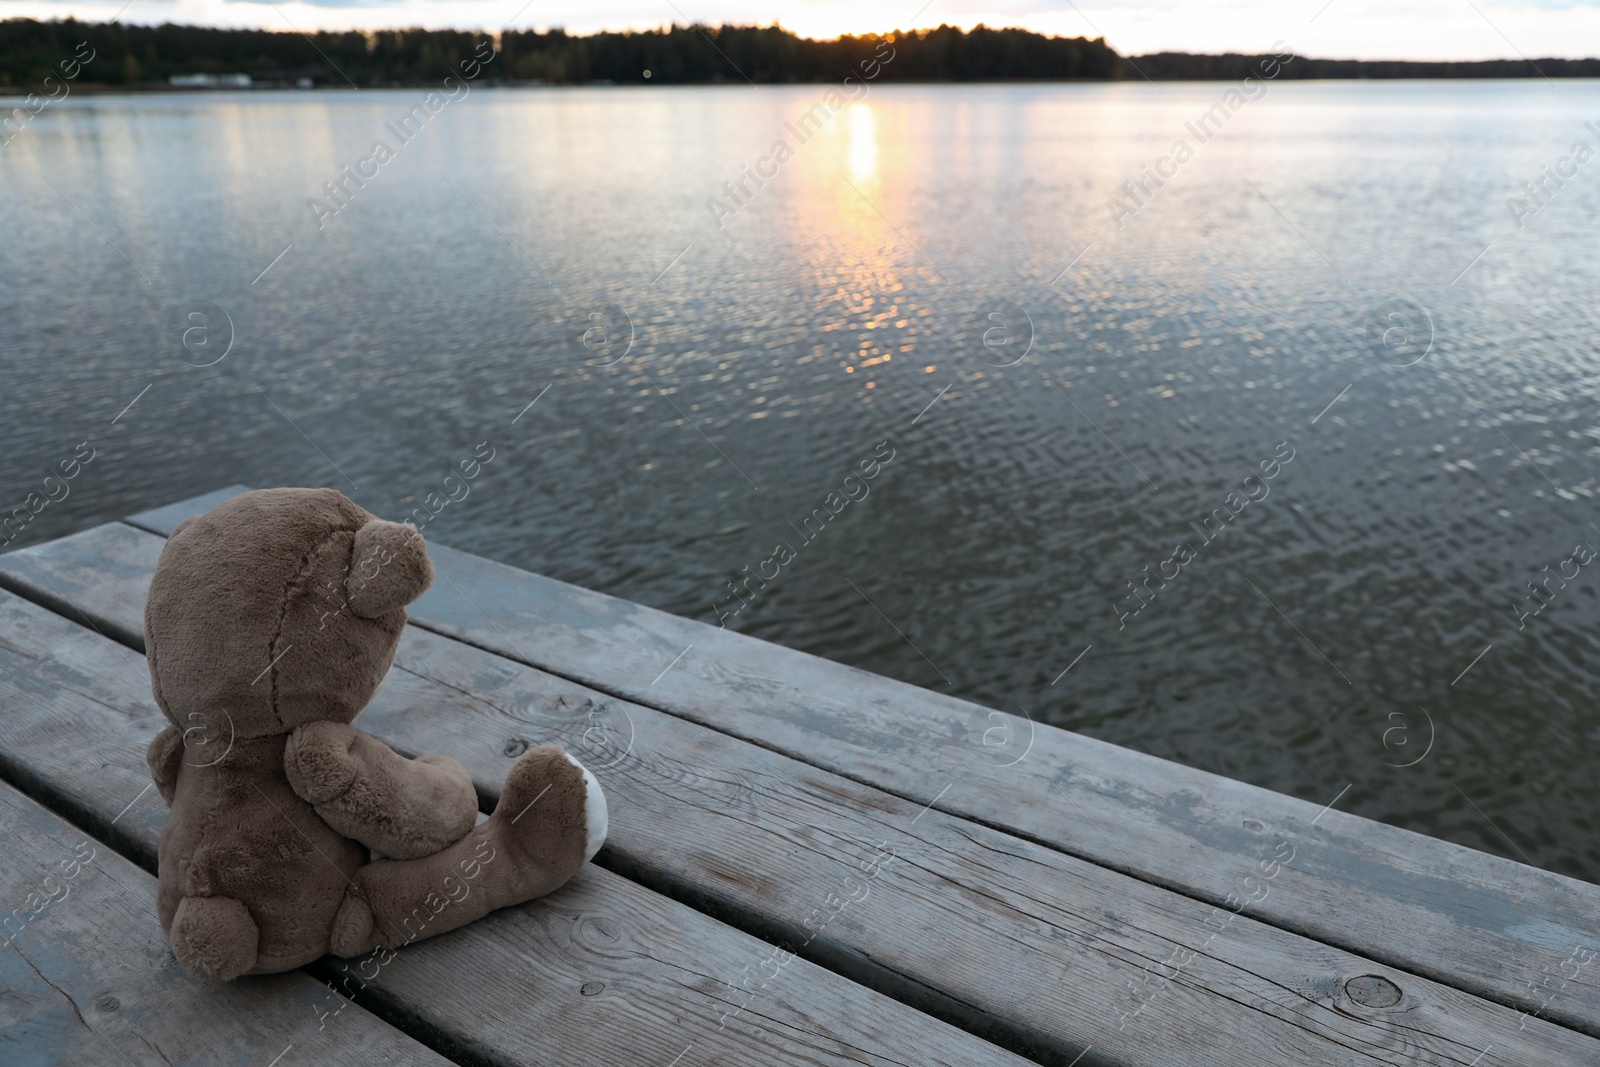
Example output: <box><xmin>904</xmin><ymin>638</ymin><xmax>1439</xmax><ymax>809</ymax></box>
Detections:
<box><xmin>5</xmin><ymin>524</ymin><xmax>1599</xmax><ymax>1065</ymax></box>
<box><xmin>0</xmin><ymin>588</ymin><xmax>1036</xmax><ymax>1067</ymax></box>
<box><xmin>125</xmin><ymin>486</ymin><xmax>1600</xmax><ymax>1039</ymax></box>
<box><xmin>371</xmin><ymin>629</ymin><xmax>1600</xmax><ymax>1067</ymax></box>
<box><xmin>0</xmin><ymin>777</ymin><xmax>453</xmax><ymax>1067</ymax></box>
<box><xmin>121</xmin><ymin>487</ymin><xmax>250</xmax><ymax>535</ymax></box>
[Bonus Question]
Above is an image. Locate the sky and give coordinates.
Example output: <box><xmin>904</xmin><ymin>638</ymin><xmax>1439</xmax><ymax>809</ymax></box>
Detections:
<box><xmin>4</xmin><ymin>0</ymin><xmax>1600</xmax><ymax>61</ymax></box>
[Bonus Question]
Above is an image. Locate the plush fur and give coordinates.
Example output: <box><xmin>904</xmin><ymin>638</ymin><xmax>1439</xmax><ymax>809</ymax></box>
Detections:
<box><xmin>144</xmin><ymin>487</ymin><xmax>607</xmax><ymax>980</ymax></box>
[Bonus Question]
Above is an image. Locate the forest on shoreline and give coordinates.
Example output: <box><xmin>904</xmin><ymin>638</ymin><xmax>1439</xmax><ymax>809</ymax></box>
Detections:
<box><xmin>2</xmin><ymin>17</ymin><xmax>1595</xmax><ymax>90</ymax></box>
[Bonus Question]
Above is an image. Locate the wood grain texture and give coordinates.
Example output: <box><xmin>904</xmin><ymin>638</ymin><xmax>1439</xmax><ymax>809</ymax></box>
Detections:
<box><xmin>0</xmin><ymin>778</ymin><xmax>452</xmax><ymax>1067</ymax></box>
<box><xmin>3</xmin><ymin>523</ymin><xmax>1599</xmax><ymax>1065</ymax></box>
<box><xmin>0</xmin><ymin>589</ymin><xmax>1035</xmax><ymax>1067</ymax></box>
<box><xmin>122</xmin><ymin>486</ymin><xmax>1600</xmax><ymax>1039</ymax></box>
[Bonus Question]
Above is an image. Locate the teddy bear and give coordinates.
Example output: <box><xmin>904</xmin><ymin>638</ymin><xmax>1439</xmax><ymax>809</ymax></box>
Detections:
<box><xmin>143</xmin><ymin>487</ymin><xmax>607</xmax><ymax>981</ymax></box>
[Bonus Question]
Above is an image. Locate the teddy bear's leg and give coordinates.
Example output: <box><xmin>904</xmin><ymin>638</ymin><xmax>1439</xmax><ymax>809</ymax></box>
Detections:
<box><xmin>169</xmin><ymin>895</ymin><xmax>259</xmax><ymax>981</ymax></box>
<box><xmin>328</xmin><ymin>745</ymin><xmax>606</xmax><ymax>956</ymax></box>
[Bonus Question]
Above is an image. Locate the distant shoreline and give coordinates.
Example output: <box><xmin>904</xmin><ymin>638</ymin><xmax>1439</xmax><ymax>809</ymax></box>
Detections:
<box><xmin>5</xmin><ymin>76</ymin><xmax>1597</xmax><ymax>99</ymax></box>
<box><xmin>2</xmin><ymin>18</ymin><xmax>1596</xmax><ymax>92</ymax></box>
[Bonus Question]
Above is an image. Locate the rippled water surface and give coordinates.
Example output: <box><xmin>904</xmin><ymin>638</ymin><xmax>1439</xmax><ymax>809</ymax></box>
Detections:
<box><xmin>3</xmin><ymin>81</ymin><xmax>1598</xmax><ymax>881</ymax></box>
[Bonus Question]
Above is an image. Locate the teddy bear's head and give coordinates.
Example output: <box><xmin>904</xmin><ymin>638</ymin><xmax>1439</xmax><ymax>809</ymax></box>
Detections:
<box><xmin>145</xmin><ymin>487</ymin><xmax>434</xmax><ymax>740</ymax></box>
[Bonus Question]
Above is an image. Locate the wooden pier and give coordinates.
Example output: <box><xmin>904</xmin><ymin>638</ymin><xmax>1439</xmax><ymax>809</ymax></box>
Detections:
<box><xmin>1</xmin><ymin>484</ymin><xmax>1597</xmax><ymax>1066</ymax></box>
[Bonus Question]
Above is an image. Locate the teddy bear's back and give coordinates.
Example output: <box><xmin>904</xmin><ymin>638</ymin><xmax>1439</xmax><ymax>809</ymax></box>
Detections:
<box><xmin>158</xmin><ymin>732</ymin><xmax>365</xmax><ymax>974</ymax></box>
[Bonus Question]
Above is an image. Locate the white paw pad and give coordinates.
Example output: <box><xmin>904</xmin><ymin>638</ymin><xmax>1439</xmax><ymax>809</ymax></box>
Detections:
<box><xmin>563</xmin><ymin>751</ymin><xmax>608</xmax><ymax>862</ymax></box>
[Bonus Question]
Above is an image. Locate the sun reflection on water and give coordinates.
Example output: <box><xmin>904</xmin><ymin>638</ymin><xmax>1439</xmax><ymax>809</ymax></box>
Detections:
<box><xmin>847</xmin><ymin>103</ymin><xmax>877</xmax><ymax>183</ymax></box>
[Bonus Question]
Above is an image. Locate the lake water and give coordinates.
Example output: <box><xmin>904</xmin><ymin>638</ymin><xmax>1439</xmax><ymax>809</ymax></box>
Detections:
<box><xmin>3</xmin><ymin>80</ymin><xmax>1597</xmax><ymax>882</ymax></box>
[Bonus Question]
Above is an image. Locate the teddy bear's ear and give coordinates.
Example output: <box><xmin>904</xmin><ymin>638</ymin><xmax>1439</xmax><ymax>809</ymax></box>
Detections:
<box><xmin>345</xmin><ymin>519</ymin><xmax>434</xmax><ymax>619</ymax></box>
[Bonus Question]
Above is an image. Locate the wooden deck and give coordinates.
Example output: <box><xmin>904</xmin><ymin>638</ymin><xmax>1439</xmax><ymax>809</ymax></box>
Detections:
<box><xmin>1</xmin><ymin>485</ymin><xmax>1597</xmax><ymax>1066</ymax></box>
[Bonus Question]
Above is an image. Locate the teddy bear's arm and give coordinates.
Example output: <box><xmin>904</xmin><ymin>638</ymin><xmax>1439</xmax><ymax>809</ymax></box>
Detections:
<box><xmin>146</xmin><ymin>725</ymin><xmax>185</xmax><ymax>805</ymax></box>
<box><xmin>285</xmin><ymin>721</ymin><xmax>479</xmax><ymax>860</ymax></box>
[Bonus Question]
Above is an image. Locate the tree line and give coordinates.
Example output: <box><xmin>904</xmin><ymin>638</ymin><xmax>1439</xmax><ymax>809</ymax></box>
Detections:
<box><xmin>498</xmin><ymin>24</ymin><xmax>1120</xmax><ymax>83</ymax></box>
<box><xmin>0</xmin><ymin>17</ymin><xmax>1590</xmax><ymax>89</ymax></box>
<box><xmin>0</xmin><ymin>20</ymin><xmax>1118</xmax><ymax>87</ymax></box>
<box><xmin>1133</xmin><ymin>51</ymin><xmax>1600</xmax><ymax>80</ymax></box>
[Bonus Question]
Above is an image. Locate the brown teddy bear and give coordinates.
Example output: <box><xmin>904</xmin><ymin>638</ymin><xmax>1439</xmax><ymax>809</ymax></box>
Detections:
<box><xmin>143</xmin><ymin>487</ymin><xmax>606</xmax><ymax>980</ymax></box>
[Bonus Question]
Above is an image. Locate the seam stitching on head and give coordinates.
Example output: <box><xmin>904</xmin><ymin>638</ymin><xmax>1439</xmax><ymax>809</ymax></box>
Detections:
<box><xmin>267</xmin><ymin>528</ymin><xmax>347</xmax><ymax>732</ymax></box>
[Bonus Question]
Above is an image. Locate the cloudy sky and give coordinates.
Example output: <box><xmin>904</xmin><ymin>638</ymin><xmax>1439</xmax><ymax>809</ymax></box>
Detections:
<box><xmin>6</xmin><ymin>0</ymin><xmax>1600</xmax><ymax>61</ymax></box>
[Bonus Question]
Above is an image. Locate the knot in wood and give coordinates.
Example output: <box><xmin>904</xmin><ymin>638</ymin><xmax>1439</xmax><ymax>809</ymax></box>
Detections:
<box><xmin>580</xmin><ymin>982</ymin><xmax>605</xmax><ymax>996</ymax></box>
<box><xmin>576</xmin><ymin>914</ymin><xmax>627</xmax><ymax>957</ymax></box>
<box><xmin>1345</xmin><ymin>974</ymin><xmax>1402</xmax><ymax>1008</ymax></box>
<box><xmin>502</xmin><ymin>737</ymin><xmax>529</xmax><ymax>757</ymax></box>
<box><xmin>94</xmin><ymin>994</ymin><xmax>120</xmax><ymax>1012</ymax></box>
<box><xmin>557</xmin><ymin>694</ymin><xmax>597</xmax><ymax>716</ymax></box>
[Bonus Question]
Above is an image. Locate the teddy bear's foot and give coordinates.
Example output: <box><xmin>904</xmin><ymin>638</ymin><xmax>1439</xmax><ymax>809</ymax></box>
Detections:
<box><xmin>492</xmin><ymin>744</ymin><xmax>608</xmax><ymax>869</ymax></box>
<box><xmin>170</xmin><ymin>895</ymin><xmax>258</xmax><ymax>981</ymax></box>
